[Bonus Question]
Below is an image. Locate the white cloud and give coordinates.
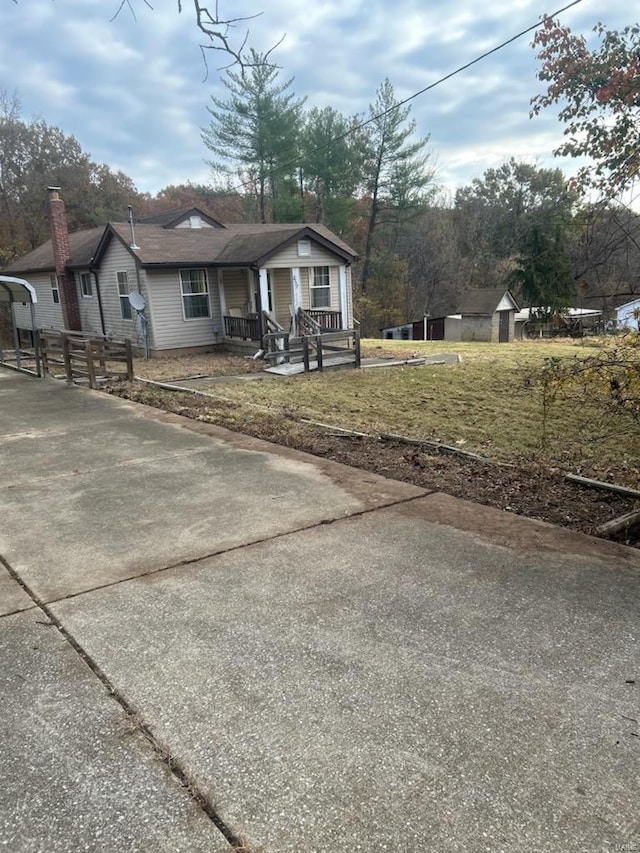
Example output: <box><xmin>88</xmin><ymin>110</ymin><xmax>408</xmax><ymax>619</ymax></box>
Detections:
<box><xmin>0</xmin><ymin>0</ymin><xmax>633</xmax><ymax>197</ymax></box>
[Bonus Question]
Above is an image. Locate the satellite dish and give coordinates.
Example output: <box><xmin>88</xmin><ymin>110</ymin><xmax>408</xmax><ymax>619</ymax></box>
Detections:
<box><xmin>128</xmin><ymin>292</ymin><xmax>146</xmax><ymax>311</ymax></box>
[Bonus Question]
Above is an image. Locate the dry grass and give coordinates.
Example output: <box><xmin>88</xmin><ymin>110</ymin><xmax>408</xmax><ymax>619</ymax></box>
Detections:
<box><xmin>132</xmin><ymin>349</ymin><xmax>264</xmax><ymax>382</ymax></box>
<box><xmin>130</xmin><ymin>337</ymin><xmax>639</xmax><ymax>485</ymax></box>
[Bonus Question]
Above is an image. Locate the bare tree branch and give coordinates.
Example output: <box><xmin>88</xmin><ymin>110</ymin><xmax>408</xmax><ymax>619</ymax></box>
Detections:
<box><xmin>114</xmin><ymin>0</ymin><xmax>282</xmax><ymax>76</ymax></box>
<box><xmin>12</xmin><ymin>1</ymin><xmax>281</xmax><ymax>75</ymax></box>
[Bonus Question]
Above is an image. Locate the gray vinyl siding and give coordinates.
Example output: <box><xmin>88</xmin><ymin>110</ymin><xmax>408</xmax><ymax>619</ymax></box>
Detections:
<box><xmin>271</xmin><ymin>269</ymin><xmax>291</xmax><ymax>329</ymax></box>
<box><xmin>262</xmin><ymin>241</ymin><xmax>342</xmax><ymax>268</ymax></box>
<box><xmin>222</xmin><ymin>269</ymin><xmax>251</xmax><ymax>313</ymax></box>
<box><xmin>144</xmin><ymin>267</ymin><xmax>221</xmax><ymax>351</ymax></box>
<box><xmin>97</xmin><ymin>240</ymin><xmax>142</xmax><ymax>344</ymax></box>
<box><xmin>12</xmin><ymin>272</ymin><xmax>63</xmax><ymax>331</ymax></box>
<box><xmin>75</xmin><ymin>271</ymin><xmax>103</xmax><ymax>336</ymax></box>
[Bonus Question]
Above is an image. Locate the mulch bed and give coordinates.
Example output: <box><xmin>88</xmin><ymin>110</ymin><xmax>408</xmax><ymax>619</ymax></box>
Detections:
<box><xmin>107</xmin><ymin>381</ymin><xmax>639</xmax><ymax>548</ymax></box>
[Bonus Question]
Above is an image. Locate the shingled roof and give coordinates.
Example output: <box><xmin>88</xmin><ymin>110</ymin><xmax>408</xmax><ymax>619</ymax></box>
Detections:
<box><xmin>2</xmin><ymin>227</ymin><xmax>104</xmax><ymax>274</ymax></box>
<box><xmin>3</xmin><ymin>217</ymin><xmax>358</xmax><ymax>278</ymax></box>
<box><xmin>457</xmin><ymin>288</ymin><xmax>519</xmax><ymax>315</ymax></box>
<box><xmin>99</xmin><ymin>222</ymin><xmax>358</xmax><ymax>267</ymax></box>
<box><xmin>135</xmin><ymin>207</ymin><xmax>224</xmax><ymax>229</ymax></box>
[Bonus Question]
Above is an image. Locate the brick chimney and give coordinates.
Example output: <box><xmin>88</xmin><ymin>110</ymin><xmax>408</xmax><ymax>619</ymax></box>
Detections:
<box><xmin>47</xmin><ymin>187</ymin><xmax>81</xmax><ymax>331</ymax></box>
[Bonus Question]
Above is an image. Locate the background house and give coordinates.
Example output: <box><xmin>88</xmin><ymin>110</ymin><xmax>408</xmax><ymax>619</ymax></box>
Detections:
<box><xmin>3</xmin><ymin>189</ymin><xmax>358</xmax><ymax>356</ymax></box>
<box><xmin>615</xmin><ymin>298</ymin><xmax>640</xmax><ymax>330</ymax></box>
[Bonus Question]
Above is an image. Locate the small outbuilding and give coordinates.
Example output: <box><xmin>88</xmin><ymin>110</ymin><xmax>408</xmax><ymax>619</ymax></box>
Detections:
<box><xmin>456</xmin><ymin>289</ymin><xmax>519</xmax><ymax>343</ymax></box>
<box><xmin>381</xmin><ymin>315</ymin><xmax>461</xmax><ymax>342</ymax></box>
<box><xmin>615</xmin><ymin>298</ymin><xmax>640</xmax><ymax>331</ymax></box>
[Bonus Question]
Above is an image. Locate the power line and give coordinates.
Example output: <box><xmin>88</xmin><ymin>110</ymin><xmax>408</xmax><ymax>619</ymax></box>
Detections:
<box><xmin>218</xmin><ymin>0</ymin><xmax>584</xmax><ymax>193</ymax></box>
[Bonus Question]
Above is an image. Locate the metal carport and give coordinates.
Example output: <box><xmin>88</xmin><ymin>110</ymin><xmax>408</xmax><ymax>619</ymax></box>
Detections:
<box><xmin>0</xmin><ymin>275</ymin><xmax>42</xmax><ymax>376</ymax></box>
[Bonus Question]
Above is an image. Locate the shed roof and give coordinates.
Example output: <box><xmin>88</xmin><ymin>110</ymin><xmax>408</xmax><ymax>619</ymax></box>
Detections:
<box><xmin>457</xmin><ymin>288</ymin><xmax>519</xmax><ymax>315</ymax></box>
<box><xmin>615</xmin><ymin>297</ymin><xmax>640</xmax><ymax>311</ymax></box>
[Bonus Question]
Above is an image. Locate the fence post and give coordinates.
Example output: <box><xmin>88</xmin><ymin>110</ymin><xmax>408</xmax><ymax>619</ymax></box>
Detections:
<box><xmin>62</xmin><ymin>335</ymin><xmax>73</xmax><ymax>386</ymax></box>
<box><xmin>354</xmin><ymin>329</ymin><xmax>361</xmax><ymax>368</ymax></box>
<box><xmin>125</xmin><ymin>338</ymin><xmax>133</xmax><ymax>380</ymax></box>
<box><xmin>85</xmin><ymin>339</ymin><xmax>96</xmax><ymax>389</ymax></box>
<box><xmin>302</xmin><ymin>336</ymin><xmax>310</xmax><ymax>372</ymax></box>
<box><xmin>316</xmin><ymin>334</ymin><xmax>323</xmax><ymax>371</ymax></box>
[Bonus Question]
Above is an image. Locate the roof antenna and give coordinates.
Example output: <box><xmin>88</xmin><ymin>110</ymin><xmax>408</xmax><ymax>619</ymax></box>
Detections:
<box><xmin>128</xmin><ymin>205</ymin><xmax>139</xmax><ymax>250</ymax></box>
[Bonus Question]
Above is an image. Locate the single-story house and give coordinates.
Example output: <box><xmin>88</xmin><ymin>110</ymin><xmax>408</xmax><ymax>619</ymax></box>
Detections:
<box><xmin>2</xmin><ymin>189</ymin><xmax>358</xmax><ymax>356</ymax></box>
<box><xmin>456</xmin><ymin>289</ymin><xmax>519</xmax><ymax>343</ymax></box>
<box><xmin>615</xmin><ymin>298</ymin><xmax>640</xmax><ymax>331</ymax></box>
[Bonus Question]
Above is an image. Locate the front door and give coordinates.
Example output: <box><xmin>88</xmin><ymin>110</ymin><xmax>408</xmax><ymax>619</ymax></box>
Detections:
<box><xmin>498</xmin><ymin>311</ymin><xmax>510</xmax><ymax>342</ymax></box>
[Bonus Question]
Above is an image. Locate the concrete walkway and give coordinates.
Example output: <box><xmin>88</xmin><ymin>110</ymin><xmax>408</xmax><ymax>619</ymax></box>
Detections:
<box><xmin>1</xmin><ymin>368</ymin><xmax>638</xmax><ymax>852</ymax></box>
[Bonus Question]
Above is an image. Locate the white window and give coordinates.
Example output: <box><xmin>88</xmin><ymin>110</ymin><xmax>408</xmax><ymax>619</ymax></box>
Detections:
<box><xmin>180</xmin><ymin>269</ymin><xmax>210</xmax><ymax>319</ymax></box>
<box><xmin>297</xmin><ymin>239</ymin><xmax>311</xmax><ymax>257</ymax></box>
<box><xmin>189</xmin><ymin>215</ymin><xmax>202</xmax><ymax>229</ymax></box>
<box><xmin>50</xmin><ymin>274</ymin><xmax>60</xmax><ymax>305</ymax></box>
<box><xmin>310</xmin><ymin>266</ymin><xmax>331</xmax><ymax>309</ymax></box>
<box><xmin>79</xmin><ymin>272</ymin><xmax>93</xmax><ymax>298</ymax></box>
<box><xmin>117</xmin><ymin>271</ymin><xmax>132</xmax><ymax>320</ymax></box>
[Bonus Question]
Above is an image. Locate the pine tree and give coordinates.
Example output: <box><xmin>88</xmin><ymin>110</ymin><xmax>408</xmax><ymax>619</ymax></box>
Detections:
<box><xmin>202</xmin><ymin>50</ymin><xmax>305</xmax><ymax>223</ymax></box>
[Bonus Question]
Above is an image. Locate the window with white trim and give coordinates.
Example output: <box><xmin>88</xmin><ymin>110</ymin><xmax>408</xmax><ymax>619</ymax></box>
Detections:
<box><xmin>79</xmin><ymin>272</ymin><xmax>93</xmax><ymax>298</ymax></box>
<box><xmin>310</xmin><ymin>266</ymin><xmax>331</xmax><ymax>308</ymax></box>
<box><xmin>297</xmin><ymin>239</ymin><xmax>311</xmax><ymax>257</ymax></box>
<box><xmin>50</xmin><ymin>274</ymin><xmax>60</xmax><ymax>305</ymax></box>
<box><xmin>117</xmin><ymin>271</ymin><xmax>132</xmax><ymax>320</ymax></box>
<box><xmin>180</xmin><ymin>269</ymin><xmax>210</xmax><ymax>319</ymax></box>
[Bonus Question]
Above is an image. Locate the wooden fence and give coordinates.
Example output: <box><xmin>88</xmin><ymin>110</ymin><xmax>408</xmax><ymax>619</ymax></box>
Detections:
<box><xmin>264</xmin><ymin>329</ymin><xmax>360</xmax><ymax>372</ymax></box>
<box><xmin>40</xmin><ymin>330</ymin><xmax>133</xmax><ymax>388</ymax></box>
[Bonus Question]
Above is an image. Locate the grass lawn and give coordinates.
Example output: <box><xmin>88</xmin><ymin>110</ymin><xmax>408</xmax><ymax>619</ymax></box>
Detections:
<box><xmin>148</xmin><ymin>337</ymin><xmax>634</xmax><ymax>485</ymax></box>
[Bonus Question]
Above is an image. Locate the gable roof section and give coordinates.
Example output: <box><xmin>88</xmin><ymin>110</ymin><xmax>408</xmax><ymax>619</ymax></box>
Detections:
<box><xmin>216</xmin><ymin>224</ymin><xmax>358</xmax><ymax>266</ymax></box>
<box><xmin>95</xmin><ymin>222</ymin><xmax>358</xmax><ymax>268</ymax></box>
<box><xmin>457</xmin><ymin>288</ymin><xmax>519</xmax><ymax>315</ymax></box>
<box><xmin>136</xmin><ymin>206</ymin><xmax>225</xmax><ymax>229</ymax></box>
<box><xmin>1</xmin><ymin>227</ymin><xmax>105</xmax><ymax>275</ymax></box>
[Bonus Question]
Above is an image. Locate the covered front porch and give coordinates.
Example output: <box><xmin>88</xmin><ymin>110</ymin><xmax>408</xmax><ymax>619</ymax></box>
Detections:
<box><xmin>218</xmin><ymin>263</ymin><xmax>351</xmax><ymax>347</ymax></box>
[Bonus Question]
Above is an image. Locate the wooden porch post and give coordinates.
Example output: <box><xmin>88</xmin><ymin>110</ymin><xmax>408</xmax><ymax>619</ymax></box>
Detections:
<box><xmin>257</xmin><ymin>268</ymin><xmax>269</xmax><ymax>339</ymax></box>
<box><xmin>291</xmin><ymin>267</ymin><xmax>301</xmax><ymax>336</ymax></box>
<box><xmin>338</xmin><ymin>265</ymin><xmax>349</xmax><ymax>330</ymax></box>
<box><xmin>217</xmin><ymin>270</ymin><xmax>227</xmax><ymax>318</ymax></box>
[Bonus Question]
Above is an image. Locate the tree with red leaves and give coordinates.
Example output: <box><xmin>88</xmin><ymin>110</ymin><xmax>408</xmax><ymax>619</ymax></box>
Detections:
<box><xmin>531</xmin><ymin>18</ymin><xmax>640</xmax><ymax>195</ymax></box>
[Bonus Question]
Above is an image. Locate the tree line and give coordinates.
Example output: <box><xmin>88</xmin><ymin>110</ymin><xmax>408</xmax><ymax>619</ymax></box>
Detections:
<box><xmin>2</xmin><ymin>14</ymin><xmax>639</xmax><ymax>336</ymax></box>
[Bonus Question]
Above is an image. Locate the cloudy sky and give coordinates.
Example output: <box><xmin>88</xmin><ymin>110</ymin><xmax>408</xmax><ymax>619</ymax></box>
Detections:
<box><xmin>0</xmin><ymin>0</ymin><xmax>633</xmax><ymax>200</ymax></box>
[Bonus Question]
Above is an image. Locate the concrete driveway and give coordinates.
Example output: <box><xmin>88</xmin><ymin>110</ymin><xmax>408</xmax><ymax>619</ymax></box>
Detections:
<box><xmin>1</xmin><ymin>367</ymin><xmax>638</xmax><ymax>852</ymax></box>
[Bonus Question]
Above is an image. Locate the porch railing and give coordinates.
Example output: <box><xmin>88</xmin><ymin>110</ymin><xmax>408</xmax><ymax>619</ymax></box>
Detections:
<box><xmin>223</xmin><ymin>314</ymin><xmax>261</xmax><ymax>340</ymax></box>
<box><xmin>264</xmin><ymin>329</ymin><xmax>360</xmax><ymax>372</ymax></box>
<box><xmin>305</xmin><ymin>309</ymin><xmax>342</xmax><ymax>331</ymax></box>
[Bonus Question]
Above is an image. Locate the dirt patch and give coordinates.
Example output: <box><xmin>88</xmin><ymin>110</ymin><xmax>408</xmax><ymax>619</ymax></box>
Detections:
<box><xmin>107</xmin><ymin>380</ymin><xmax>639</xmax><ymax>548</ymax></box>
<box><xmin>133</xmin><ymin>349</ymin><xmax>265</xmax><ymax>382</ymax></box>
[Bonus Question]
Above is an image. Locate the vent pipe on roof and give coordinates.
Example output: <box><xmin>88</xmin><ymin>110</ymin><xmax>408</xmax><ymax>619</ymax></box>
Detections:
<box><xmin>127</xmin><ymin>205</ymin><xmax>139</xmax><ymax>250</ymax></box>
